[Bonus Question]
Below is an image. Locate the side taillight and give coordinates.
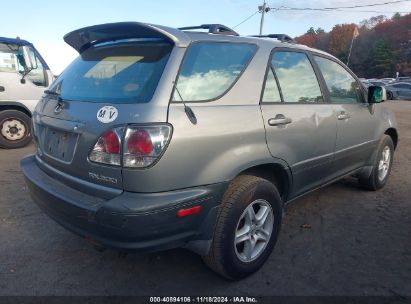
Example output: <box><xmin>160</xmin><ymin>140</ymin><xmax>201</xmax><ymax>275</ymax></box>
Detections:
<box><xmin>123</xmin><ymin>125</ymin><xmax>172</xmax><ymax>168</ymax></box>
<box><xmin>89</xmin><ymin>125</ymin><xmax>171</xmax><ymax>168</ymax></box>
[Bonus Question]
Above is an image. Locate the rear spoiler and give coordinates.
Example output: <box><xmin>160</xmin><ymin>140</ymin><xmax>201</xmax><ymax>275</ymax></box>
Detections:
<box><xmin>63</xmin><ymin>22</ymin><xmax>191</xmax><ymax>53</ymax></box>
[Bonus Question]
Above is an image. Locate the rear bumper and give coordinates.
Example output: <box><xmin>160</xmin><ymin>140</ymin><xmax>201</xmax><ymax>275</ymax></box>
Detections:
<box><xmin>21</xmin><ymin>155</ymin><xmax>226</xmax><ymax>255</ymax></box>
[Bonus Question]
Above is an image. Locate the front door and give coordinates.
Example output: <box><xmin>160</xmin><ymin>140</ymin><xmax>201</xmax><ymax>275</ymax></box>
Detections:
<box><xmin>312</xmin><ymin>55</ymin><xmax>378</xmax><ymax>179</ymax></box>
<box><xmin>0</xmin><ymin>42</ymin><xmax>49</xmax><ymax>112</ymax></box>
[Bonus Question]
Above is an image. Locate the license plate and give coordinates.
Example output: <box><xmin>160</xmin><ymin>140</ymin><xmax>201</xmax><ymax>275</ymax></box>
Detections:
<box><xmin>43</xmin><ymin>129</ymin><xmax>77</xmax><ymax>162</ymax></box>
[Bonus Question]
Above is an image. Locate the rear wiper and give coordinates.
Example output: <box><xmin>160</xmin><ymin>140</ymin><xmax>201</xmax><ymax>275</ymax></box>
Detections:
<box><xmin>173</xmin><ymin>82</ymin><xmax>197</xmax><ymax>125</ymax></box>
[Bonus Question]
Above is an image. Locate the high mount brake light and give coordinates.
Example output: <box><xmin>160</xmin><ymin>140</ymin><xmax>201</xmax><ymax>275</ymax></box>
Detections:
<box><xmin>89</xmin><ymin>125</ymin><xmax>172</xmax><ymax>168</ymax></box>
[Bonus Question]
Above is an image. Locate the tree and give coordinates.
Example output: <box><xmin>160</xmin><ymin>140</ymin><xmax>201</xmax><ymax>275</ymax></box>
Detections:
<box><xmin>359</xmin><ymin>15</ymin><xmax>387</xmax><ymax>29</ymax></box>
<box><xmin>306</xmin><ymin>27</ymin><xmax>316</xmax><ymax>35</ymax></box>
<box><xmin>296</xmin><ymin>28</ymin><xmax>327</xmax><ymax>49</ymax></box>
<box><xmin>392</xmin><ymin>12</ymin><xmax>401</xmax><ymax>20</ymax></box>
<box><xmin>371</xmin><ymin>39</ymin><xmax>395</xmax><ymax>77</ymax></box>
<box><xmin>295</xmin><ymin>34</ymin><xmax>319</xmax><ymax>47</ymax></box>
<box><xmin>347</xmin><ymin>29</ymin><xmax>375</xmax><ymax>78</ymax></box>
<box><xmin>315</xmin><ymin>27</ymin><xmax>325</xmax><ymax>34</ymax></box>
<box><xmin>294</xmin><ymin>12</ymin><xmax>411</xmax><ymax>78</ymax></box>
<box><xmin>327</xmin><ymin>24</ymin><xmax>357</xmax><ymax>63</ymax></box>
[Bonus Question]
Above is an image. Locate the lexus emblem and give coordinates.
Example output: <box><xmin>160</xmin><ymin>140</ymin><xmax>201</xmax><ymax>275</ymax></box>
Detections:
<box><xmin>54</xmin><ymin>100</ymin><xmax>64</xmax><ymax>114</ymax></box>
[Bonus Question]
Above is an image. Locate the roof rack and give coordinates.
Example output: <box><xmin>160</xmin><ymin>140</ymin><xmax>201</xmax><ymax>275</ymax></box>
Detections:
<box><xmin>178</xmin><ymin>24</ymin><xmax>239</xmax><ymax>36</ymax></box>
<box><xmin>251</xmin><ymin>34</ymin><xmax>295</xmax><ymax>43</ymax></box>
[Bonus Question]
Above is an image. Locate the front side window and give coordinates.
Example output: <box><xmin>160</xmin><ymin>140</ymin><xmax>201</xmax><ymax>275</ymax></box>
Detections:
<box><xmin>314</xmin><ymin>56</ymin><xmax>364</xmax><ymax>103</ymax></box>
<box><xmin>0</xmin><ymin>43</ymin><xmax>46</xmax><ymax>86</ymax></box>
<box><xmin>173</xmin><ymin>42</ymin><xmax>257</xmax><ymax>102</ymax></box>
<box><xmin>271</xmin><ymin>51</ymin><xmax>323</xmax><ymax>103</ymax></box>
<box><xmin>48</xmin><ymin>41</ymin><xmax>172</xmax><ymax>103</ymax></box>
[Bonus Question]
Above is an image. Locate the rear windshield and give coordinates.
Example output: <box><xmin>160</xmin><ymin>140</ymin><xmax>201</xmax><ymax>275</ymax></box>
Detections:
<box><xmin>48</xmin><ymin>41</ymin><xmax>172</xmax><ymax>103</ymax></box>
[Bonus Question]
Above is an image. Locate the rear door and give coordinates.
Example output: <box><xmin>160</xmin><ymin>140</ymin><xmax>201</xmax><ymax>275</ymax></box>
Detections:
<box><xmin>312</xmin><ymin>55</ymin><xmax>378</xmax><ymax>179</ymax></box>
<box><xmin>260</xmin><ymin>49</ymin><xmax>337</xmax><ymax>198</ymax></box>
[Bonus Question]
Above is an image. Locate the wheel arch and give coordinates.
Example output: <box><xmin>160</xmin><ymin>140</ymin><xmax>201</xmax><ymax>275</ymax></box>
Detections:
<box><xmin>234</xmin><ymin>162</ymin><xmax>292</xmax><ymax>202</ymax></box>
<box><xmin>0</xmin><ymin>102</ymin><xmax>32</xmax><ymax>117</ymax></box>
<box><xmin>385</xmin><ymin>128</ymin><xmax>398</xmax><ymax>149</ymax></box>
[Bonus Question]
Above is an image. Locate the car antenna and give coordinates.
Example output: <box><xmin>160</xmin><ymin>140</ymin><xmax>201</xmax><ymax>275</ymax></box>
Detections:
<box><xmin>173</xmin><ymin>81</ymin><xmax>197</xmax><ymax>125</ymax></box>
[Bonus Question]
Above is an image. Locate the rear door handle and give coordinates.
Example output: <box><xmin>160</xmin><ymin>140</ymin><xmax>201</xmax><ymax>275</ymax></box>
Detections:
<box><xmin>337</xmin><ymin>111</ymin><xmax>351</xmax><ymax>120</ymax></box>
<box><xmin>0</xmin><ymin>86</ymin><xmax>4</xmax><ymax>92</ymax></box>
<box><xmin>268</xmin><ymin>114</ymin><xmax>292</xmax><ymax>126</ymax></box>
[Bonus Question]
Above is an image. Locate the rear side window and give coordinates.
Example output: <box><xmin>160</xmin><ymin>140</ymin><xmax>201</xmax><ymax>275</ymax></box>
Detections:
<box><xmin>48</xmin><ymin>41</ymin><xmax>173</xmax><ymax>103</ymax></box>
<box><xmin>395</xmin><ymin>83</ymin><xmax>411</xmax><ymax>89</ymax></box>
<box><xmin>314</xmin><ymin>56</ymin><xmax>364</xmax><ymax>103</ymax></box>
<box><xmin>271</xmin><ymin>51</ymin><xmax>323</xmax><ymax>103</ymax></box>
<box><xmin>173</xmin><ymin>42</ymin><xmax>257</xmax><ymax>102</ymax></box>
<box><xmin>262</xmin><ymin>68</ymin><xmax>282</xmax><ymax>103</ymax></box>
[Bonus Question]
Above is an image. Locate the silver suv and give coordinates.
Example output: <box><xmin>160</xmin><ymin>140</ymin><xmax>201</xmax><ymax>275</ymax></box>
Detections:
<box><xmin>21</xmin><ymin>22</ymin><xmax>398</xmax><ymax>280</ymax></box>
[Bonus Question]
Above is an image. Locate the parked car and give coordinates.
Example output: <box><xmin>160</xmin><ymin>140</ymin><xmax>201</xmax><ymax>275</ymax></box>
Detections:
<box><xmin>386</xmin><ymin>82</ymin><xmax>411</xmax><ymax>100</ymax></box>
<box><xmin>21</xmin><ymin>22</ymin><xmax>398</xmax><ymax>280</ymax></box>
<box><xmin>370</xmin><ymin>81</ymin><xmax>387</xmax><ymax>87</ymax></box>
<box><xmin>361</xmin><ymin>79</ymin><xmax>388</xmax><ymax>88</ymax></box>
<box><xmin>395</xmin><ymin>77</ymin><xmax>411</xmax><ymax>83</ymax></box>
<box><xmin>360</xmin><ymin>79</ymin><xmax>371</xmax><ymax>88</ymax></box>
<box><xmin>381</xmin><ymin>78</ymin><xmax>395</xmax><ymax>84</ymax></box>
<box><xmin>0</xmin><ymin>37</ymin><xmax>54</xmax><ymax>148</ymax></box>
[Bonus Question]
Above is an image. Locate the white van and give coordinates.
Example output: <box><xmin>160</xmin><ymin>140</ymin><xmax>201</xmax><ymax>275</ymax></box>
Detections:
<box><xmin>0</xmin><ymin>37</ymin><xmax>54</xmax><ymax>148</ymax></box>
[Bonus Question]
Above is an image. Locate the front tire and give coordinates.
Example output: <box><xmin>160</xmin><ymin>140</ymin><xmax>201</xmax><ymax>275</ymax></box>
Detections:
<box><xmin>387</xmin><ymin>91</ymin><xmax>393</xmax><ymax>100</ymax></box>
<box><xmin>359</xmin><ymin>135</ymin><xmax>394</xmax><ymax>191</ymax></box>
<box><xmin>0</xmin><ymin>110</ymin><xmax>32</xmax><ymax>149</ymax></box>
<box><xmin>203</xmin><ymin>175</ymin><xmax>282</xmax><ymax>280</ymax></box>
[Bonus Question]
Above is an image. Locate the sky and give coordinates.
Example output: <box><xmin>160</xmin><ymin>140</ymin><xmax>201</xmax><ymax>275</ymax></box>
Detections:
<box><xmin>2</xmin><ymin>0</ymin><xmax>410</xmax><ymax>74</ymax></box>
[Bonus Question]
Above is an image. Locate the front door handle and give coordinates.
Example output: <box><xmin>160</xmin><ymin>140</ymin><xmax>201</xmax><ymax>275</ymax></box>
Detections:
<box><xmin>268</xmin><ymin>114</ymin><xmax>292</xmax><ymax>126</ymax></box>
<box><xmin>337</xmin><ymin>111</ymin><xmax>351</xmax><ymax>120</ymax></box>
<box><xmin>0</xmin><ymin>86</ymin><xmax>4</xmax><ymax>92</ymax></box>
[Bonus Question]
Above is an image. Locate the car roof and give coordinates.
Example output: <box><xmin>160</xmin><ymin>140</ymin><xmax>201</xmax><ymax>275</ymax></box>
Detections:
<box><xmin>0</xmin><ymin>36</ymin><xmax>33</xmax><ymax>47</ymax></box>
<box><xmin>64</xmin><ymin>21</ymin><xmax>337</xmax><ymax>61</ymax></box>
<box><xmin>184</xmin><ymin>31</ymin><xmax>329</xmax><ymax>53</ymax></box>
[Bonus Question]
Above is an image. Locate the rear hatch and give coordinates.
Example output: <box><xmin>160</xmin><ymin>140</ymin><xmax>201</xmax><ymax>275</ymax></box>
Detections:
<box><xmin>33</xmin><ymin>23</ymin><xmax>185</xmax><ymax>192</ymax></box>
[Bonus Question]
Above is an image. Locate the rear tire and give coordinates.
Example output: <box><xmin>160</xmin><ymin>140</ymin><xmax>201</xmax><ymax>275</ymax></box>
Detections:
<box><xmin>203</xmin><ymin>175</ymin><xmax>282</xmax><ymax>280</ymax></box>
<box><xmin>0</xmin><ymin>110</ymin><xmax>32</xmax><ymax>149</ymax></box>
<box><xmin>387</xmin><ymin>91</ymin><xmax>393</xmax><ymax>100</ymax></box>
<box><xmin>359</xmin><ymin>135</ymin><xmax>394</xmax><ymax>191</ymax></box>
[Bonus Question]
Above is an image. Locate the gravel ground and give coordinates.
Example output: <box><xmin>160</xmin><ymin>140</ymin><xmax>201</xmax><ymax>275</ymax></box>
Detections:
<box><xmin>0</xmin><ymin>100</ymin><xmax>410</xmax><ymax>296</ymax></box>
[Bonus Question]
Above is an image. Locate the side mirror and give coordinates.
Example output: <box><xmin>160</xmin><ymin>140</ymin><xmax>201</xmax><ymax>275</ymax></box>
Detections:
<box><xmin>368</xmin><ymin>85</ymin><xmax>387</xmax><ymax>103</ymax></box>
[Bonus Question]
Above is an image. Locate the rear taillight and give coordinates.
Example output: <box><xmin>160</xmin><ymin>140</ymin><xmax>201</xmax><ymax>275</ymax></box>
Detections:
<box><xmin>123</xmin><ymin>125</ymin><xmax>171</xmax><ymax>168</ymax></box>
<box><xmin>89</xmin><ymin>125</ymin><xmax>171</xmax><ymax>168</ymax></box>
<box><xmin>127</xmin><ymin>129</ymin><xmax>153</xmax><ymax>155</ymax></box>
<box><xmin>89</xmin><ymin>128</ymin><xmax>123</xmax><ymax>166</ymax></box>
